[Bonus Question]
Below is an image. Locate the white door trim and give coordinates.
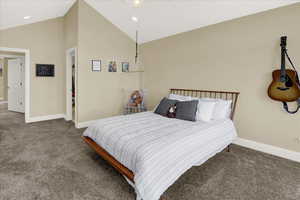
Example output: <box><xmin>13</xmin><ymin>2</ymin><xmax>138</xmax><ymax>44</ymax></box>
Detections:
<box><xmin>66</xmin><ymin>47</ymin><xmax>77</xmax><ymax>126</ymax></box>
<box><xmin>0</xmin><ymin>54</ymin><xmax>24</xmax><ymax>59</ymax></box>
<box><xmin>0</xmin><ymin>47</ymin><xmax>30</xmax><ymax>123</ymax></box>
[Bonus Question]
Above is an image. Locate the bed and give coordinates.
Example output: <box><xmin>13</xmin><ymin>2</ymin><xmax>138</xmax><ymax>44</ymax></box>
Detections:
<box><xmin>82</xmin><ymin>89</ymin><xmax>239</xmax><ymax>200</ymax></box>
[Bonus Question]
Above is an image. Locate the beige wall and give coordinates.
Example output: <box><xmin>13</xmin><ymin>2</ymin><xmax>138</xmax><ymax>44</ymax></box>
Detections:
<box><xmin>77</xmin><ymin>0</ymin><xmax>140</xmax><ymax>122</ymax></box>
<box><xmin>64</xmin><ymin>1</ymin><xmax>78</xmax><ymax>50</ymax></box>
<box><xmin>0</xmin><ymin>18</ymin><xmax>66</xmax><ymax>117</ymax></box>
<box><xmin>141</xmin><ymin>3</ymin><xmax>300</xmax><ymax>152</ymax></box>
<box><xmin>0</xmin><ymin>0</ymin><xmax>140</xmax><ymax>122</ymax></box>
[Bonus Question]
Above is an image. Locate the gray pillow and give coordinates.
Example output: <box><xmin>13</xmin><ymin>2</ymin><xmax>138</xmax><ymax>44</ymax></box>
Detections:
<box><xmin>175</xmin><ymin>100</ymin><xmax>198</xmax><ymax>121</ymax></box>
<box><xmin>154</xmin><ymin>98</ymin><xmax>178</xmax><ymax>116</ymax></box>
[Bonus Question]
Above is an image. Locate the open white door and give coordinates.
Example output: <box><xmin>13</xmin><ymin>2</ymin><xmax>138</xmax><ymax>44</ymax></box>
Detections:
<box><xmin>66</xmin><ymin>48</ymin><xmax>77</xmax><ymax>122</ymax></box>
<box><xmin>8</xmin><ymin>58</ymin><xmax>25</xmax><ymax>113</ymax></box>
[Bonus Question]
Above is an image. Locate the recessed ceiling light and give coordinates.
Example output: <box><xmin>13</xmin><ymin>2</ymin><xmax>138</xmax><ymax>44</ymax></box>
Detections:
<box><xmin>133</xmin><ymin>0</ymin><xmax>143</xmax><ymax>7</ymax></box>
<box><xmin>23</xmin><ymin>16</ymin><xmax>31</xmax><ymax>20</ymax></box>
<box><xmin>131</xmin><ymin>16</ymin><xmax>138</xmax><ymax>22</ymax></box>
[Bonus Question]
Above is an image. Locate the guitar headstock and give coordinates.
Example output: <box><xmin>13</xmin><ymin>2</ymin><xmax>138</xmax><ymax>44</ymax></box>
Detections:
<box><xmin>281</xmin><ymin>36</ymin><xmax>287</xmax><ymax>48</ymax></box>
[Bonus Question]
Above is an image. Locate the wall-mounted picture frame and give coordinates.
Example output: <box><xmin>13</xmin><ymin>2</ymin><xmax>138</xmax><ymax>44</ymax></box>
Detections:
<box><xmin>108</xmin><ymin>61</ymin><xmax>117</xmax><ymax>72</ymax></box>
<box><xmin>122</xmin><ymin>62</ymin><xmax>129</xmax><ymax>72</ymax></box>
<box><xmin>91</xmin><ymin>60</ymin><xmax>101</xmax><ymax>72</ymax></box>
<box><xmin>36</xmin><ymin>64</ymin><xmax>55</xmax><ymax>77</ymax></box>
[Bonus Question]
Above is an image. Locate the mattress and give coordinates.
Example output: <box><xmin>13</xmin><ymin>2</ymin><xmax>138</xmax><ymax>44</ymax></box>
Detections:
<box><xmin>83</xmin><ymin>111</ymin><xmax>237</xmax><ymax>200</ymax></box>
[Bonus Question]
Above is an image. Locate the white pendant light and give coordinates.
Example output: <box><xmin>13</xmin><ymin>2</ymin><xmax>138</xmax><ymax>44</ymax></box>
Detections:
<box><xmin>135</xmin><ymin>30</ymin><xmax>139</xmax><ymax>64</ymax></box>
<box><xmin>131</xmin><ymin>16</ymin><xmax>140</xmax><ymax>65</ymax></box>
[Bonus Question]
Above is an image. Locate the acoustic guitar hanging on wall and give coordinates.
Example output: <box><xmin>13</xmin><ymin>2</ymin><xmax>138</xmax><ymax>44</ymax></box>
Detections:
<box><xmin>268</xmin><ymin>36</ymin><xmax>300</xmax><ymax>114</ymax></box>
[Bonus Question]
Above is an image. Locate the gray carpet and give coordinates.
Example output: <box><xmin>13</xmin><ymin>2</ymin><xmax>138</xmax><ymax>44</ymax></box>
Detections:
<box><xmin>0</xmin><ymin>104</ymin><xmax>300</xmax><ymax>200</ymax></box>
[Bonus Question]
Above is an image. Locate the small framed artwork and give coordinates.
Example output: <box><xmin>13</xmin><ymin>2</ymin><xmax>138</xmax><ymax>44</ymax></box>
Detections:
<box><xmin>91</xmin><ymin>60</ymin><xmax>101</xmax><ymax>72</ymax></box>
<box><xmin>122</xmin><ymin>62</ymin><xmax>129</xmax><ymax>72</ymax></box>
<box><xmin>108</xmin><ymin>61</ymin><xmax>117</xmax><ymax>72</ymax></box>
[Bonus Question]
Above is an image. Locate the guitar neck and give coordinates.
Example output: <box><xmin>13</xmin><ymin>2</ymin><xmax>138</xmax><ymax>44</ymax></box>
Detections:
<box><xmin>281</xmin><ymin>46</ymin><xmax>286</xmax><ymax>77</ymax></box>
<box><xmin>280</xmin><ymin>36</ymin><xmax>287</xmax><ymax>80</ymax></box>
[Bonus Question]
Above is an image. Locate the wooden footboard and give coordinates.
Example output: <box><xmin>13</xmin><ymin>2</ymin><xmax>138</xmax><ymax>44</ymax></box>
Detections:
<box><xmin>82</xmin><ymin>136</ymin><xmax>135</xmax><ymax>182</ymax></box>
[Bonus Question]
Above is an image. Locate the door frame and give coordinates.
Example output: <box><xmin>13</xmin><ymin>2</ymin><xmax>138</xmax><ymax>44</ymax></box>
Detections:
<box><xmin>0</xmin><ymin>47</ymin><xmax>30</xmax><ymax>123</ymax></box>
<box><xmin>66</xmin><ymin>47</ymin><xmax>77</xmax><ymax>125</ymax></box>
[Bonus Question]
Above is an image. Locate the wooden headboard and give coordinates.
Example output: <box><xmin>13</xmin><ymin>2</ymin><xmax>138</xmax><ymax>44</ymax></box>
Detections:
<box><xmin>170</xmin><ymin>88</ymin><xmax>240</xmax><ymax>120</ymax></box>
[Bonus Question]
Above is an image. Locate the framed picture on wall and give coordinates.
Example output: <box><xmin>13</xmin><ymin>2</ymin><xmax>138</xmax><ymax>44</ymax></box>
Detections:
<box><xmin>108</xmin><ymin>61</ymin><xmax>117</xmax><ymax>72</ymax></box>
<box><xmin>122</xmin><ymin>62</ymin><xmax>129</xmax><ymax>72</ymax></box>
<box><xmin>91</xmin><ymin>60</ymin><xmax>101</xmax><ymax>72</ymax></box>
<box><xmin>36</xmin><ymin>64</ymin><xmax>55</xmax><ymax>77</ymax></box>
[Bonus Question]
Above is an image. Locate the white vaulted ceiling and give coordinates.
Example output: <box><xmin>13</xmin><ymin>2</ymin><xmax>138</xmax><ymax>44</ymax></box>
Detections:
<box><xmin>1</xmin><ymin>0</ymin><xmax>299</xmax><ymax>43</ymax></box>
<box><xmin>84</xmin><ymin>0</ymin><xmax>300</xmax><ymax>43</ymax></box>
<box><xmin>0</xmin><ymin>0</ymin><xmax>76</xmax><ymax>30</ymax></box>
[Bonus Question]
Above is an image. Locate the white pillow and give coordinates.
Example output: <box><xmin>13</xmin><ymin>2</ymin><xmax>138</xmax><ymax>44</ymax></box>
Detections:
<box><xmin>195</xmin><ymin>100</ymin><xmax>216</xmax><ymax>122</ymax></box>
<box><xmin>169</xmin><ymin>94</ymin><xmax>192</xmax><ymax>101</ymax></box>
<box><xmin>201</xmin><ymin>98</ymin><xmax>232</xmax><ymax>120</ymax></box>
<box><xmin>216</xmin><ymin>100</ymin><xmax>232</xmax><ymax>119</ymax></box>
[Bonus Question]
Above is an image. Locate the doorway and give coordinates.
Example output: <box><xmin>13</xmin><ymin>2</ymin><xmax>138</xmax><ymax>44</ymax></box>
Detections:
<box><xmin>7</xmin><ymin>57</ymin><xmax>25</xmax><ymax>113</ymax></box>
<box><xmin>0</xmin><ymin>47</ymin><xmax>30</xmax><ymax>122</ymax></box>
<box><xmin>66</xmin><ymin>48</ymin><xmax>77</xmax><ymax>124</ymax></box>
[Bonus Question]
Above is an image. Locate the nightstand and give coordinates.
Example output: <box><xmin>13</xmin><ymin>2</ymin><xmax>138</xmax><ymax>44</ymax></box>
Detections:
<box><xmin>124</xmin><ymin>106</ymin><xmax>147</xmax><ymax>115</ymax></box>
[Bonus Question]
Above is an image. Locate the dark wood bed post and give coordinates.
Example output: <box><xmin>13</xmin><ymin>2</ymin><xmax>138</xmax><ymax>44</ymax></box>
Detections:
<box><xmin>82</xmin><ymin>89</ymin><xmax>239</xmax><ymax>199</ymax></box>
<box><xmin>227</xmin><ymin>144</ymin><xmax>231</xmax><ymax>152</ymax></box>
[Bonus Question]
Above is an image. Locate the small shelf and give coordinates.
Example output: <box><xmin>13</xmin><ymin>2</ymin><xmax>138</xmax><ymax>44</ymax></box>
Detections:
<box><xmin>125</xmin><ymin>70</ymin><xmax>144</xmax><ymax>73</ymax></box>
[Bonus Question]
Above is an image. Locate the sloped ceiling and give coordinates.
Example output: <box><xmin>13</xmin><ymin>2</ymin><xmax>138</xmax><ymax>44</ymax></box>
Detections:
<box><xmin>85</xmin><ymin>0</ymin><xmax>300</xmax><ymax>43</ymax></box>
<box><xmin>1</xmin><ymin>0</ymin><xmax>299</xmax><ymax>43</ymax></box>
<box><xmin>0</xmin><ymin>0</ymin><xmax>76</xmax><ymax>30</ymax></box>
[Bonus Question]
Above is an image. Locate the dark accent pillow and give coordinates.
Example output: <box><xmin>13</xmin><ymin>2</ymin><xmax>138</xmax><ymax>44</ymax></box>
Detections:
<box><xmin>154</xmin><ymin>98</ymin><xmax>178</xmax><ymax>116</ymax></box>
<box><xmin>167</xmin><ymin>105</ymin><xmax>176</xmax><ymax>118</ymax></box>
<box><xmin>175</xmin><ymin>100</ymin><xmax>198</xmax><ymax>121</ymax></box>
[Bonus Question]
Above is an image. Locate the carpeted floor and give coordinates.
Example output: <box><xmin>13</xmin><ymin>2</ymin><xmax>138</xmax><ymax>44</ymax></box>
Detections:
<box><xmin>0</xmin><ymin>104</ymin><xmax>300</xmax><ymax>200</ymax></box>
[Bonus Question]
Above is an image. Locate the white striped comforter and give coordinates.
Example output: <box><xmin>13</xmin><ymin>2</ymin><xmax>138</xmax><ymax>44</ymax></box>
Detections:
<box><xmin>83</xmin><ymin>112</ymin><xmax>237</xmax><ymax>200</ymax></box>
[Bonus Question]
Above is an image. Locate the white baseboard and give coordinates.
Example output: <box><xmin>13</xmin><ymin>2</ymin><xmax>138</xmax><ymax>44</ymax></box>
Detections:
<box><xmin>0</xmin><ymin>101</ymin><xmax>8</xmax><ymax>105</ymax></box>
<box><xmin>76</xmin><ymin>120</ymin><xmax>98</xmax><ymax>129</ymax></box>
<box><xmin>27</xmin><ymin>114</ymin><xmax>66</xmax><ymax>123</ymax></box>
<box><xmin>234</xmin><ymin>137</ymin><xmax>300</xmax><ymax>163</ymax></box>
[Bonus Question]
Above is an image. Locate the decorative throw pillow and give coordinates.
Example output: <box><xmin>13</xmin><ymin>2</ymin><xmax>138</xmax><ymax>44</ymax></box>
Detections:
<box><xmin>154</xmin><ymin>98</ymin><xmax>178</xmax><ymax>116</ymax></box>
<box><xmin>167</xmin><ymin>105</ymin><xmax>177</xmax><ymax>118</ymax></box>
<box><xmin>175</xmin><ymin>100</ymin><xmax>198</xmax><ymax>121</ymax></box>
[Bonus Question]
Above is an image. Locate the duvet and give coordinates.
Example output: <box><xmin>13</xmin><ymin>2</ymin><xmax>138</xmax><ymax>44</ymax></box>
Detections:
<box><xmin>83</xmin><ymin>111</ymin><xmax>237</xmax><ymax>200</ymax></box>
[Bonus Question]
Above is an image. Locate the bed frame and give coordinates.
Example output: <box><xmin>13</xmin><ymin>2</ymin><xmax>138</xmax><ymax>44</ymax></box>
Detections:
<box><xmin>82</xmin><ymin>89</ymin><xmax>240</xmax><ymax>184</ymax></box>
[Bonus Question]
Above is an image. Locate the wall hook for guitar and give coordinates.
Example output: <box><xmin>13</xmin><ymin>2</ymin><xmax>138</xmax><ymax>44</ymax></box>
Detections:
<box><xmin>268</xmin><ymin>36</ymin><xmax>300</xmax><ymax>114</ymax></box>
